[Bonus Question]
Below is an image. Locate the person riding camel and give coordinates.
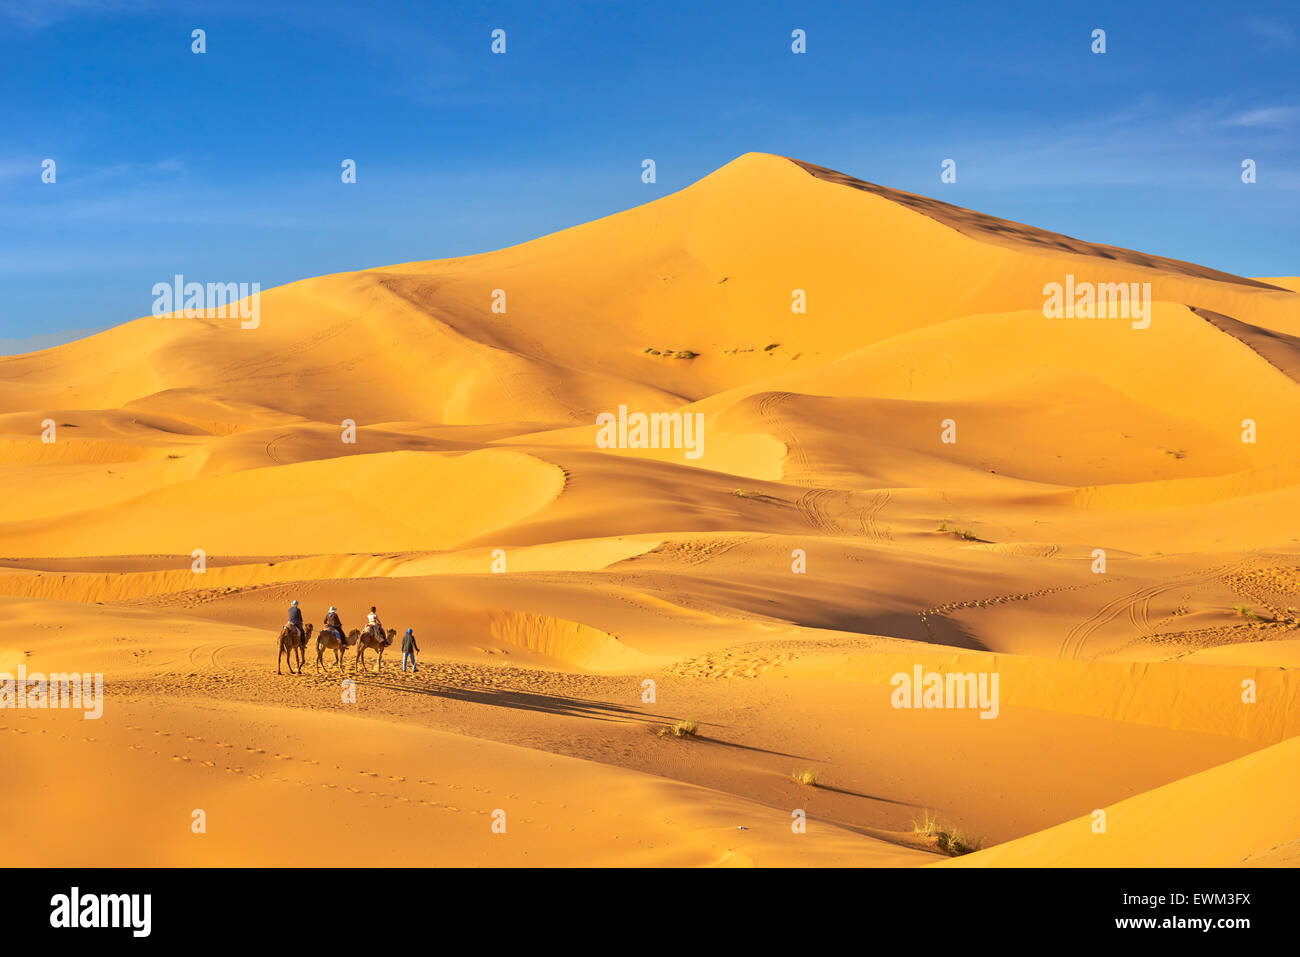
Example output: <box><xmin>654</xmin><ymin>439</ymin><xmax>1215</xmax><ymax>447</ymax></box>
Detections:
<box><xmin>366</xmin><ymin>606</ymin><xmax>388</xmax><ymax>644</ymax></box>
<box><xmin>324</xmin><ymin>605</ymin><xmax>345</xmax><ymax>642</ymax></box>
<box><xmin>287</xmin><ymin>599</ymin><xmax>304</xmax><ymax>640</ymax></box>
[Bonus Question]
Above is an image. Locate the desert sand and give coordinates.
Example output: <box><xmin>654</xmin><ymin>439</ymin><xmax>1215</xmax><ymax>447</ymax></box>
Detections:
<box><xmin>1</xmin><ymin>153</ymin><xmax>1297</xmax><ymax>866</ymax></box>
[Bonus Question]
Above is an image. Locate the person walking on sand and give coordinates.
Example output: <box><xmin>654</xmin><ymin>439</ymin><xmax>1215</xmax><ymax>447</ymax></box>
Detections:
<box><xmin>401</xmin><ymin>628</ymin><xmax>419</xmax><ymax>672</ymax></box>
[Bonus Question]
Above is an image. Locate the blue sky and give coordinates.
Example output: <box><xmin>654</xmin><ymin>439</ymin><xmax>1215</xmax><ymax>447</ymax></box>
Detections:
<box><xmin>1</xmin><ymin>0</ymin><xmax>1296</xmax><ymax>348</ymax></box>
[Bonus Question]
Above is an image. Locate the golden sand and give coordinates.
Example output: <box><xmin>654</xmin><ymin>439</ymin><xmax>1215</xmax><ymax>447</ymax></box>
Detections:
<box><xmin>1</xmin><ymin>154</ymin><xmax>1296</xmax><ymax>866</ymax></box>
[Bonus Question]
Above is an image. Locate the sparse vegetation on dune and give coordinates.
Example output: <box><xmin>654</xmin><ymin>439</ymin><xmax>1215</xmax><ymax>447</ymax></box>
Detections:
<box><xmin>643</xmin><ymin>347</ymin><xmax>698</xmax><ymax>359</ymax></box>
<box><xmin>656</xmin><ymin>718</ymin><xmax>699</xmax><ymax>738</ymax></box>
<box><xmin>791</xmin><ymin>767</ymin><xmax>820</xmax><ymax>787</ymax></box>
<box><xmin>937</xmin><ymin>520</ymin><xmax>981</xmax><ymax>541</ymax></box>
<box><xmin>1234</xmin><ymin>604</ymin><xmax>1272</xmax><ymax>622</ymax></box>
<box><xmin>913</xmin><ymin>813</ymin><xmax>982</xmax><ymax>857</ymax></box>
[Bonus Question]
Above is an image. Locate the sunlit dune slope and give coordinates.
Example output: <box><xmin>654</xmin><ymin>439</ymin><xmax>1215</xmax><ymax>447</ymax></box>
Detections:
<box><xmin>0</xmin><ymin>698</ymin><xmax>929</xmax><ymax>867</ymax></box>
<box><xmin>4</xmin><ymin>153</ymin><xmax>1295</xmax><ymax>429</ymax></box>
<box><xmin>0</xmin><ymin>449</ymin><xmax>563</xmax><ymax>556</ymax></box>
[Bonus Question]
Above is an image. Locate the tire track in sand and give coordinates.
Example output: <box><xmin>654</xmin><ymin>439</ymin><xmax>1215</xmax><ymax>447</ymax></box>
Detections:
<box><xmin>1059</xmin><ymin>560</ymin><xmax>1250</xmax><ymax>659</ymax></box>
<box><xmin>857</xmin><ymin>490</ymin><xmax>893</xmax><ymax>542</ymax></box>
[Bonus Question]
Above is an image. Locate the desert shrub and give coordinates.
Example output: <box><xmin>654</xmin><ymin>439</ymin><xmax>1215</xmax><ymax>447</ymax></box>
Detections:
<box><xmin>913</xmin><ymin>813</ymin><xmax>983</xmax><ymax>857</ymax></box>
<box><xmin>657</xmin><ymin>718</ymin><xmax>699</xmax><ymax>738</ymax></box>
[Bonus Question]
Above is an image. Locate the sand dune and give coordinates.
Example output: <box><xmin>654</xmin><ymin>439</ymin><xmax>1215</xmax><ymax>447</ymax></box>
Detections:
<box><xmin>2</xmin><ymin>153</ymin><xmax>1297</xmax><ymax>867</ymax></box>
<box><xmin>940</xmin><ymin>735</ymin><xmax>1300</xmax><ymax>867</ymax></box>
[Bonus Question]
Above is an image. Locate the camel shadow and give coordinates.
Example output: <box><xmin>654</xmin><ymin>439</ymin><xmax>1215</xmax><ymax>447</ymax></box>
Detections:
<box><xmin>366</xmin><ymin>676</ymin><xmax>672</xmax><ymax>724</ymax></box>
<box><xmin>352</xmin><ymin>675</ymin><xmax>817</xmax><ymax>760</ymax></box>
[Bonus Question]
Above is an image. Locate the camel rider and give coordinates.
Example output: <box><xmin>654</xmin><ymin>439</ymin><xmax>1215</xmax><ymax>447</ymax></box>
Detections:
<box><xmin>325</xmin><ymin>606</ymin><xmax>345</xmax><ymax>641</ymax></box>
<box><xmin>287</xmin><ymin>599</ymin><xmax>304</xmax><ymax>639</ymax></box>
<box><xmin>366</xmin><ymin>606</ymin><xmax>387</xmax><ymax>643</ymax></box>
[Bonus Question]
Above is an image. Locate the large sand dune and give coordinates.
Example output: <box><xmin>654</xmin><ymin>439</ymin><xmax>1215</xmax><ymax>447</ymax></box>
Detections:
<box><xmin>1</xmin><ymin>153</ymin><xmax>1297</xmax><ymax>866</ymax></box>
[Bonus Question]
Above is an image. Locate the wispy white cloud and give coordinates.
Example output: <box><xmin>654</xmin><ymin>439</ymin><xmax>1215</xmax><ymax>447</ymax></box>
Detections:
<box><xmin>0</xmin><ymin>157</ymin><xmax>39</xmax><ymax>180</ymax></box>
<box><xmin>1245</xmin><ymin>17</ymin><xmax>1297</xmax><ymax>49</ymax></box>
<box><xmin>827</xmin><ymin>97</ymin><xmax>1300</xmax><ymax>195</ymax></box>
<box><xmin>0</xmin><ymin>155</ymin><xmax>186</xmax><ymax>186</ymax></box>
<box><xmin>0</xmin><ymin>0</ymin><xmax>153</xmax><ymax>30</ymax></box>
<box><xmin>1225</xmin><ymin>106</ymin><xmax>1300</xmax><ymax>128</ymax></box>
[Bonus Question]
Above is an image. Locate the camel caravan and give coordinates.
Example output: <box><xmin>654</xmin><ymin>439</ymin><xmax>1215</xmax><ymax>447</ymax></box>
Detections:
<box><xmin>277</xmin><ymin>600</ymin><xmax>418</xmax><ymax>676</ymax></box>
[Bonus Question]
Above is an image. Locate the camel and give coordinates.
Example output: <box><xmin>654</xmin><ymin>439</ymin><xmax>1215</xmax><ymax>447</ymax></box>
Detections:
<box><xmin>278</xmin><ymin>622</ymin><xmax>312</xmax><ymax>675</ymax></box>
<box><xmin>355</xmin><ymin>627</ymin><xmax>397</xmax><ymax>674</ymax></box>
<box><xmin>315</xmin><ymin>624</ymin><xmax>355</xmax><ymax>674</ymax></box>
